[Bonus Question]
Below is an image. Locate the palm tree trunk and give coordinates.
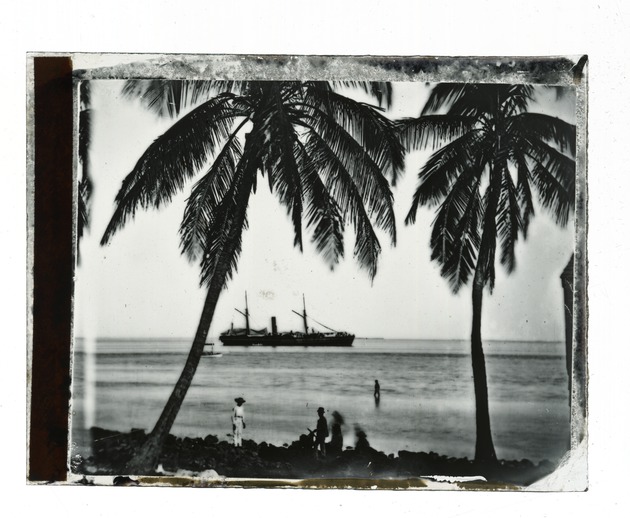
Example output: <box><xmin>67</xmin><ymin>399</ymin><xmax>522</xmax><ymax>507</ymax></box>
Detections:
<box><xmin>125</xmin><ymin>169</ymin><xmax>255</xmax><ymax>474</ymax></box>
<box><xmin>471</xmin><ymin>265</ymin><xmax>498</xmax><ymax>464</ymax></box>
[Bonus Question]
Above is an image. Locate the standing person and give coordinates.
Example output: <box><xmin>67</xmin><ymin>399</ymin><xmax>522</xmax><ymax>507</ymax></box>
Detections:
<box><xmin>232</xmin><ymin>397</ymin><xmax>246</xmax><ymax>447</ymax></box>
<box><xmin>314</xmin><ymin>407</ymin><xmax>328</xmax><ymax>457</ymax></box>
<box><xmin>374</xmin><ymin>380</ymin><xmax>380</xmax><ymax>399</ymax></box>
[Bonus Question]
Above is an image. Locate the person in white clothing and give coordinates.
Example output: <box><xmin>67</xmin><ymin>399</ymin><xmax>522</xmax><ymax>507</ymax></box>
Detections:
<box><xmin>232</xmin><ymin>397</ymin><xmax>246</xmax><ymax>447</ymax></box>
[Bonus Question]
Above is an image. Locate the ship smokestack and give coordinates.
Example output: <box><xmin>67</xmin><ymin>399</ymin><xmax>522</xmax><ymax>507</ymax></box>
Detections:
<box><xmin>271</xmin><ymin>317</ymin><xmax>278</xmax><ymax>336</ymax></box>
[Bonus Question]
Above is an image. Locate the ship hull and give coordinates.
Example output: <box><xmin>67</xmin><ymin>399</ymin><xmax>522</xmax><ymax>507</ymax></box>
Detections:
<box><xmin>219</xmin><ymin>333</ymin><xmax>355</xmax><ymax>347</ymax></box>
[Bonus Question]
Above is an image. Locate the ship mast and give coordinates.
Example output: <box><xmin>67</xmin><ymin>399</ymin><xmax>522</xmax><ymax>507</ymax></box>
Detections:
<box><xmin>235</xmin><ymin>292</ymin><xmax>250</xmax><ymax>334</ymax></box>
<box><xmin>292</xmin><ymin>294</ymin><xmax>308</xmax><ymax>334</ymax></box>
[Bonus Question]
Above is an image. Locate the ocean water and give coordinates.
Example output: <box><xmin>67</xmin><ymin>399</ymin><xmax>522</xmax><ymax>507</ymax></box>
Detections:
<box><xmin>70</xmin><ymin>338</ymin><xmax>570</xmax><ymax>463</ymax></box>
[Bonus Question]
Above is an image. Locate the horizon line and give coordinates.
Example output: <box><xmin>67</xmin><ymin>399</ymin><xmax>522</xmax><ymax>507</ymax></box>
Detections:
<box><xmin>74</xmin><ymin>336</ymin><xmax>564</xmax><ymax>344</ymax></box>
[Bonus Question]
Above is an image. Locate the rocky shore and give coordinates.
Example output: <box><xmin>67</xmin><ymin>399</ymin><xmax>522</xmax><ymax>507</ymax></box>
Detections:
<box><xmin>73</xmin><ymin>427</ymin><xmax>558</xmax><ymax>487</ymax></box>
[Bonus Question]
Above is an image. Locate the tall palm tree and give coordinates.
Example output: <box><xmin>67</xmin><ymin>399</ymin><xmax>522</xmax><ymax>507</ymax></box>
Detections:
<box><xmin>100</xmin><ymin>80</ymin><xmax>405</xmax><ymax>472</ymax></box>
<box><xmin>401</xmin><ymin>84</ymin><xmax>576</xmax><ymax>464</ymax></box>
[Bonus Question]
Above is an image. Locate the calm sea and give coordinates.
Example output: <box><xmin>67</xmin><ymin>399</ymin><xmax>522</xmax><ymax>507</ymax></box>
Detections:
<box><xmin>70</xmin><ymin>338</ymin><xmax>569</xmax><ymax>463</ymax></box>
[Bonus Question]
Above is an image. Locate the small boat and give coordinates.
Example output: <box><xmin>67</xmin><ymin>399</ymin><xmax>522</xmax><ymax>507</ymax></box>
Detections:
<box><xmin>220</xmin><ymin>293</ymin><xmax>354</xmax><ymax>347</ymax></box>
<box><xmin>201</xmin><ymin>343</ymin><xmax>223</xmax><ymax>358</ymax></box>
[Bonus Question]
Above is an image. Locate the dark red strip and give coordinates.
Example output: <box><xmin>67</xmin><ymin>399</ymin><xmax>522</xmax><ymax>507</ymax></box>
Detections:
<box><xmin>29</xmin><ymin>56</ymin><xmax>74</xmax><ymax>482</ymax></box>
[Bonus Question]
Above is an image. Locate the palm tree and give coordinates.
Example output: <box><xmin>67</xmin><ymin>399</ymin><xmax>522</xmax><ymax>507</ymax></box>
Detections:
<box><xmin>100</xmin><ymin>80</ymin><xmax>405</xmax><ymax>472</ymax></box>
<box><xmin>401</xmin><ymin>84</ymin><xmax>576</xmax><ymax>464</ymax></box>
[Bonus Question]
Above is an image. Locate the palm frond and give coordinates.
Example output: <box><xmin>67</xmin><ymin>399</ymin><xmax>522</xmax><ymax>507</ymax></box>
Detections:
<box><xmin>507</xmin><ymin>117</ymin><xmax>575</xmax><ymax>228</ymax></box>
<box><xmin>77</xmin><ymin>82</ymin><xmax>93</xmax><ymax>249</ymax></box>
<box><xmin>526</xmin><ymin>140</ymin><xmax>575</xmax><ymax>187</ymax></box>
<box><xmin>101</xmin><ymin>96</ymin><xmax>244</xmax><ymax>245</ymax></box>
<box><xmin>267</xmin><ymin>136</ymin><xmax>304</xmax><ymax>251</ymax></box>
<box><xmin>298</xmin><ymin>111</ymin><xmax>397</xmax><ymax>245</ymax></box>
<box><xmin>424</xmin><ymin>84</ymin><xmax>535</xmax><ymax>119</ymax></box>
<box><xmin>397</xmin><ymin>114</ymin><xmax>476</xmax><ymax>151</ymax></box>
<box><xmin>528</xmin><ymin>161</ymin><xmax>574</xmax><ymax>227</ymax></box>
<box><xmin>261</xmin><ymin>85</ymin><xmax>304</xmax><ymax>251</ymax></box>
<box><xmin>331</xmin><ymin>81</ymin><xmax>393</xmax><ymax>108</ymax></box>
<box><xmin>197</xmin><ymin>157</ymin><xmax>254</xmax><ymax>288</ymax></box>
<box><xmin>523</xmin><ymin>139</ymin><xmax>575</xmax><ymax>226</ymax></box>
<box><xmin>501</xmin><ymin>85</ymin><xmax>535</xmax><ymax>116</ymax></box>
<box><xmin>179</xmin><ymin>131</ymin><xmax>243</xmax><ymax>261</ymax></box>
<box><xmin>429</xmin><ymin>166</ymin><xmax>483</xmax><ymax>292</ymax></box>
<box><xmin>449</xmin><ymin>85</ymin><xmax>496</xmax><ymax>117</ymax></box>
<box><xmin>301</xmin><ymin>84</ymin><xmax>406</xmax><ymax>185</ymax></box>
<box><xmin>496</xmin><ymin>164</ymin><xmax>524</xmax><ymax>272</ymax></box>
<box><xmin>406</xmin><ymin>129</ymin><xmax>486</xmax><ymax>222</ymax></box>
<box><xmin>297</xmin><ymin>141</ymin><xmax>345</xmax><ymax>267</ymax></box>
<box><xmin>78</xmin><ymin>108</ymin><xmax>91</xmax><ymax>169</ymax></box>
<box><xmin>78</xmin><ymin>105</ymin><xmax>92</xmax><ymax>239</ymax></box>
<box><xmin>353</xmin><ymin>202</ymin><xmax>382</xmax><ymax>280</ymax></box>
<box><xmin>78</xmin><ymin>175</ymin><xmax>92</xmax><ymax>242</ymax></box>
<box><xmin>513</xmin><ymin>152</ymin><xmax>535</xmax><ymax>238</ymax></box>
<box><xmin>121</xmin><ymin>80</ymin><xmax>247</xmax><ymax>118</ymax></box>
<box><xmin>421</xmin><ymin>83</ymin><xmax>472</xmax><ymax>115</ymax></box>
<box><xmin>477</xmin><ymin>179</ymin><xmax>501</xmax><ymax>291</ymax></box>
<box><xmin>303</xmin><ymin>131</ymin><xmax>382</xmax><ymax>278</ymax></box>
<box><xmin>510</xmin><ymin>112</ymin><xmax>576</xmax><ymax>156</ymax></box>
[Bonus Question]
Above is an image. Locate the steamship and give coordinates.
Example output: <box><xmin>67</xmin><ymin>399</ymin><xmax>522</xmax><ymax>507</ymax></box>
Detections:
<box><xmin>219</xmin><ymin>293</ymin><xmax>354</xmax><ymax>347</ymax></box>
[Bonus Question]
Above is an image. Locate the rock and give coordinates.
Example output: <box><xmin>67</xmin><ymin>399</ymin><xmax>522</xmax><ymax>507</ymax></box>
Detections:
<box><xmin>203</xmin><ymin>434</ymin><xmax>219</xmax><ymax>445</ymax></box>
<box><xmin>80</xmin><ymin>427</ymin><xmax>558</xmax><ymax>486</ymax></box>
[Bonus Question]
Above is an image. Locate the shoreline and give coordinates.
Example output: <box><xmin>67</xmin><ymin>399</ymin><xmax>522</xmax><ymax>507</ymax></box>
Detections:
<box><xmin>73</xmin><ymin>427</ymin><xmax>559</xmax><ymax>486</ymax></box>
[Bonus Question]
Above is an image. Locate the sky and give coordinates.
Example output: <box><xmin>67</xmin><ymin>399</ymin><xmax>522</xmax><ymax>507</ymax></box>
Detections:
<box><xmin>74</xmin><ymin>79</ymin><xmax>576</xmax><ymax>341</ymax></box>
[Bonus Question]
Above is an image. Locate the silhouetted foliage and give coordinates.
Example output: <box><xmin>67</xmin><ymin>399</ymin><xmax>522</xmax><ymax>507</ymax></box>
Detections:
<box><xmin>401</xmin><ymin>84</ymin><xmax>576</xmax><ymax>462</ymax></box>
<box><xmin>101</xmin><ymin>80</ymin><xmax>405</xmax><ymax>472</ymax></box>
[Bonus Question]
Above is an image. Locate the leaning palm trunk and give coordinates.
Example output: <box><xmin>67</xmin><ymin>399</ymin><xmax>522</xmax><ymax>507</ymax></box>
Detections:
<box><xmin>471</xmin><ymin>266</ymin><xmax>498</xmax><ymax>464</ymax></box>
<box><xmin>125</xmin><ymin>170</ymin><xmax>254</xmax><ymax>474</ymax></box>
